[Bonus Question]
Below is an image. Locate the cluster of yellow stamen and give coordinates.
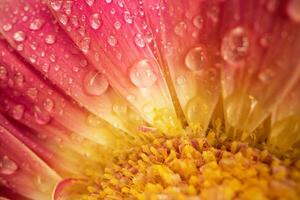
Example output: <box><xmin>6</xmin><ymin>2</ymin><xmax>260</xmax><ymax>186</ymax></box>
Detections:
<box><xmin>80</xmin><ymin>137</ymin><xmax>300</xmax><ymax>200</ymax></box>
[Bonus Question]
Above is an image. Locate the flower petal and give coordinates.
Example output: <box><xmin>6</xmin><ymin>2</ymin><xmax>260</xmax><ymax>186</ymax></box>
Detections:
<box><xmin>48</xmin><ymin>0</ymin><xmax>182</xmax><ymax>134</ymax></box>
<box><xmin>0</xmin><ymin>0</ymin><xmax>145</xmax><ymax>135</ymax></box>
<box><xmin>0</xmin><ymin>123</ymin><xmax>61</xmax><ymax>200</ymax></box>
<box><xmin>144</xmin><ymin>0</ymin><xmax>222</xmax><ymax>132</ymax></box>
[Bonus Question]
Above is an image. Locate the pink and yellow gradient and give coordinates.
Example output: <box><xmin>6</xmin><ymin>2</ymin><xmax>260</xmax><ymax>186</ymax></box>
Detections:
<box><xmin>0</xmin><ymin>0</ymin><xmax>299</xmax><ymax>199</ymax></box>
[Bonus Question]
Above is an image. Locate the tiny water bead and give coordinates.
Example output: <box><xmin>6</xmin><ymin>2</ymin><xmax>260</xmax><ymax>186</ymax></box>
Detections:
<box><xmin>0</xmin><ymin>66</ymin><xmax>8</xmax><ymax>80</ymax></box>
<box><xmin>85</xmin><ymin>0</ymin><xmax>95</xmax><ymax>6</ymax></box>
<box><xmin>89</xmin><ymin>13</ymin><xmax>102</xmax><ymax>30</ymax></box>
<box><xmin>33</xmin><ymin>106</ymin><xmax>51</xmax><ymax>125</ymax></box>
<box><xmin>45</xmin><ymin>34</ymin><xmax>56</xmax><ymax>44</ymax></box>
<box><xmin>221</xmin><ymin>27</ymin><xmax>250</xmax><ymax>65</ymax></box>
<box><xmin>11</xmin><ymin>104</ymin><xmax>25</xmax><ymax>120</ymax></box>
<box><xmin>79</xmin><ymin>37</ymin><xmax>91</xmax><ymax>54</ymax></box>
<box><xmin>2</xmin><ymin>23</ymin><xmax>12</xmax><ymax>32</ymax></box>
<box><xmin>107</xmin><ymin>35</ymin><xmax>118</xmax><ymax>47</ymax></box>
<box><xmin>129</xmin><ymin>59</ymin><xmax>157</xmax><ymax>88</ymax></box>
<box><xmin>134</xmin><ymin>33</ymin><xmax>145</xmax><ymax>48</ymax></box>
<box><xmin>49</xmin><ymin>0</ymin><xmax>63</xmax><ymax>11</ymax></box>
<box><xmin>185</xmin><ymin>46</ymin><xmax>208</xmax><ymax>71</ymax></box>
<box><xmin>13</xmin><ymin>31</ymin><xmax>26</xmax><ymax>42</ymax></box>
<box><xmin>83</xmin><ymin>70</ymin><xmax>109</xmax><ymax>96</ymax></box>
<box><xmin>29</xmin><ymin>19</ymin><xmax>44</xmax><ymax>31</ymax></box>
<box><xmin>193</xmin><ymin>15</ymin><xmax>204</xmax><ymax>29</ymax></box>
<box><xmin>43</xmin><ymin>98</ymin><xmax>55</xmax><ymax>112</ymax></box>
<box><xmin>174</xmin><ymin>21</ymin><xmax>187</xmax><ymax>37</ymax></box>
<box><xmin>0</xmin><ymin>156</ymin><xmax>18</xmax><ymax>175</ymax></box>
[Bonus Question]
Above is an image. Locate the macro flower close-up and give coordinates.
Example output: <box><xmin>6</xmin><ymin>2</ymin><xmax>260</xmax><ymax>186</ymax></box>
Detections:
<box><xmin>0</xmin><ymin>0</ymin><xmax>300</xmax><ymax>199</ymax></box>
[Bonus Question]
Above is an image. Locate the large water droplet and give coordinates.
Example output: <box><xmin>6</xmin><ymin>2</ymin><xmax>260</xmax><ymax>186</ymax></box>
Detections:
<box><xmin>134</xmin><ymin>33</ymin><xmax>145</xmax><ymax>48</ymax></box>
<box><xmin>85</xmin><ymin>0</ymin><xmax>95</xmax><ymax>6</ymax></box>
<box><xmin>174</xmin><ymin>22</ymin><xmax>187</xmax><ymax>37</ymax></box>
<box><xmin>0</xmin><ymin>156</ymin><xmax>18</xmax><ymax>175</ymax></box>
<box><xmin>83</xmin><ymin>70</ymin><xmax>109</xmax><ymax>96</ymax></box>
<box><xmin>89</xmin><ymin>13</ymin><xmax>101</xmax><ymax>30</ymax></box>
<box><xmin>29</xmin><ymin>19</ymin><xmax>44</xmax><ymax>31</ymax></box>
<box><xmin>45</xmin><ymin>34</ymin><xmax>56</xmax><ymax>44</ymax></box>
<box><xmin>13</xmin><ymin>31</ymin><xmax>26</xmax><ymax>42</ymax></box>
<box><xmin>185</xmin><ymin>97</ymin><xmax>208</xmax><ymax>128</ymax></box>
<box><xmin>0</xmin><ymin>66</ymin><xmax>8</xmax><ymax>80</ymax></box>
<box><xmin>79</xmin><ymin>37</ymin><xmax>90</xmax><ymax>54</ymax></box>
<box><xmin>49</xmin><ymin>0</ymin><xmax>63</xmax><ymax>11</ymax></box>
<box><xmin>129</xmin><ymin>59</ymin><xmax>157</xmax><ymax>88</ymax></box>
<box><xmin>193</xmin><ymin>15</ymin><xmax>204</xmax><ymax>29</ymax></box>
<box><xmin>107</xmin><ymin>35</ymin><xmax>117</xmax><ymax>47</ymax></box>
<box><xmin>287</xmin><ymin>0</ymin><xmax>300</xmax><ymax>22</ymax></box>
<box><xmin>185</xmin><ymin>45</ymin><xmax>207</xmax><ymax>71</ymax></box>
<box><xmin>33</xmin><ymin>106</ymin><xmax>51</xmax><ymax>125</ymax></box>
<box><xmin>12</xmin><ymin>105</ymin><xmax>25</xmax><ymax>120</ymax></box>
<box><xmin>221</xmin><ymin>27</ymin><xmax>249</xmax><ymax>65</ymax></box>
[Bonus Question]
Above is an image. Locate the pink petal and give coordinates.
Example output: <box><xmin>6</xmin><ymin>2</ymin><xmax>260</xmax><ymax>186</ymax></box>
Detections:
<box><xmin>48</xmin><ymin>0</ymin><xmax>182</xmax><ymax>134</ymax></box>
<box><xmin>0</xmin><ymin>0</ymin><xmax>145</xmax><ymax>134</ymax></box>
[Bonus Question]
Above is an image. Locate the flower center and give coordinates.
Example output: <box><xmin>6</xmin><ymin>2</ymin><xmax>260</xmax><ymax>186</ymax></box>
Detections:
<box><xmin>82</xmin><ymin>137</ymin><xmax>300</xmax><ymax>199</ymax></box>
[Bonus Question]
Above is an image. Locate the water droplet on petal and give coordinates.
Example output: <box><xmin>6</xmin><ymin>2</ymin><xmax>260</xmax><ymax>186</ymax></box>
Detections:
<box><xmin>14</xmin><ymin>72</ymin><xmax>24</xmax><ymax>87</ymax></box>
<box><xmin>129</xmin><ymin>59</ymin><xmax>157</xmax><ymax>88</ymax></box>
<box><xmin>43</xmin><ymin>98</ymin><xmax>54</xmax><ymax>112</ymax></box>
<box><xmin>185</xmin><ymin>97</ymin><xmax>208</xmax><ymax>127</ymax></box>
<box><xmin>89</xmin><ymin>13</ymin><xmax>101</xmax><ymax>30</ymax></box>
<box><xmin>33</xmin><ymin>106</ymin><xmax>51</xmax><ymax>125</ymax></box>
<box><xmin>113</xmin><ymin>103</ymin><xmax>128</xmax><ymax>115</ymax></box>
<box><xmin>124</xmin><ymin>11</ymin><xmax>133</xmax><ymax>24</ymax></box>
<box><xmin>83</xmin><ymin>70</ymin><xmax>109</xmax><ymax>96</ymax></box>
<box><xmin>49</xmin><ymin>0</ymin><xmax>63</xmax><ymax>11</ymax></box>
<box><xmin>79</xmin><ymin>37</ymin><xmax>90</xmax><ymax>54</ymax></box>
<box><xmin>12</xmin><ymin>104</ymin><xmax>25</xmax><ymax>120</ymax></box>
<box><xmin>2</xmin><ymin>23</ymin><xmax>12</xmax><ymax>32</ymax></box>
<box><xmin>221</xmin><ymin>27</ymin><xmax>250</xmax><ymax>65</ymax></box>
<box><xmin>105</xmin><ymin>0</ymin><xmax>112</xmax><ymax>3</ymax></box>
<box><xmin>85</xmin><ymin>0</ymin><xmax>95</xmax><ymax>6</ymax></box>
<box><xmin>26</xmin><ymin>87</ymin><xmax>38</xmax><ymax>99</ymax></box>
<box><xmin>134</xmin><ymin>33</ymin><xmax>145</xmax><ymax>48</ymax></box>
<box><xmin>0</xmin><ymin>156</ymin><xmax>18</xmax><ymax>175</ymax></box>
<box><xmin>174</xmin><ymin>22</ymin><xmax>187</xmax><ymax>37</ymax></box>
<box><xmin>58</xmin><ymin>14</ymin><xmax>68</xmax><ymax>25</ymax></box>
<box><xmin>287</xmin><ymin>0</ymin><xmax>300</xmax><ymax>22</ymax></box>
<box><xmin>107</xmin><ymin>35</ymin><xmax>117</xmax><ymax>47</ymax></box>
<box><xmin>45</xmin><ymin>34</ymin><xmax>56</xmax><ymax>44</ymax></box>
<box><xmin>0</xmin><ymin>66</ymin><xmax>8</xmax><ymax>80</ymax></box>
<box><xmin>114</xmin><ymin>21</ymin><xmax>122</xmax><ymax>30</ymax></box>
<box><xmin>126</xmin><ymin>94</ymin><xmax>136</xmax><ymax>102</ymax></box>
<box><xmin>185</xmin><ymin>45</ymin><xmax>208</xmax><ymax>71</ymax></box>
<box><xmin>29</xmin><ymin>19</ymin><xmax>44</xmax><ymax>31</ymax></box>
<box><xmin>193</xmin><ymin>15</ymin><xmax>204</xmax><ymax>29</ymax></box>
<box><xmin>13</xmin><ymin>31</ymin><xmax>26</xmax><ymax>42</ymax></box>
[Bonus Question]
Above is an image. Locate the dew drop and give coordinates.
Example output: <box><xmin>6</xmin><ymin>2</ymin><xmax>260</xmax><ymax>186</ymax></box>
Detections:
<box><xmin>26</xmin><ymin>87</ymin><xmax>38</xmax><ymax>99</ymax></box>
<box><xmin>87</xmin><ymin>114</ymin><xmax>102</xmax><ymax>126</ymax></box>
<box><xmin>85</xmin><ymin>0</ymin><xmax>95</xmax><ymax>6</ymax></box>
<box><xmin>114</xmin><ymin>21</ymin><xmax>122</xmax><ymax>30</ymax></box>
<box><xmin>221</xmin><ymin>27</ymin><xmax>249</xmax><ymax>65</ymax></box>
<box><xmin>83</xmin><ymin>70</ymin><xmax>109</xmax><ymax>96</ymax></box>
<box><xmin>185</xmin><ymin>97</ymin><xmax>208</xmax><ymax>126</ymax></box>
<box><xmin>79</xmin><ymin>37</ymin><xmax>90</xmax><ymax>54</ymax></box>
<box><xmin>107</xmin><ymin>35</ymin><xmax>117</xmax><ymax>47</ymax></box>
<box><xmin>193</xmin><ymin>15</ymin><xmax>204</xmax><ymax>29</ymax></box>
<box><xmin>13</xmin><ymin>31</ymin><xmax>26</xmax><ymax>42</ymax></box>
<box><xmin>112</xmin><ymin>103</ymin><xmax>128</xmax><ymax>115</ymax></box>
<box><xmin>134</xmin><ymin>33</ymin><xmax>145</xmax><ymax>48</ymax></box>
<box><xmin>42</xmin><ymin>63</ymin><xmax>49</xmax><ymax>72</ymax></box>
<box><xmin>33</xmin><ymin>106</ymin><xmax>51</xmax><ymax>125</ymax></box>
<box><xmin>43</xmin><ymin>98</ymin><xmax>54</xmax><ymax>112</ymax></box>
<box><xmin>129</xmin><ymin>59</ymin><xmax>157</xmax><ymax>88</ymax></box>
<box><xmin>12</xmin><ymin>104</ymin><xmax>25</xmax><ymax>120</ymax></box>
<box><xmin>0</xmin><ymin>66</ymin><xmax>8</xmax><ymax>80</ymax></box>
<box><xmin>126</xmin><ymin>94</ymin><xmax>136</xmax><ymax>102</ymax></box>
<box><xmin>0</xmin><ymin>156</ymin><xmax>18</xmax><ymax>175</ymax></box>
<box><xmin>174</xmin><ymin>22</ymin><xmax>187</xmax><ymax>37</ymax></box>
<box><xmin>45</xmin><ymin>34</ymin><xmax>56</xmax><ymax>44</ymax></box>
<box><xmin>89</xmin><ymin>13</ymin><xmax>101</xmax><ymax>30</ymax></box>
<box><xmin>124</xmin><ymin>11</ymin><xmax>133</xmax><ymax>24</ymax></box>
<box><xmin>49</xmin><ymin>0</ymin><xmax>63</xmax><ymax>11</ymax></box>
<box><xmin>58</xmin><ymin>14</ymin><xmax>68</xmax><ymax>25</ymax></box>
<box><xmin>185</xmin><ymin>45</ymin><xmax>207</xmax><ymax>71</ymax></box>
<box><xmin>2</xmin><ymin>23</ymin><xmax>12</xmax><ymax>32</ymax></box>
<box><xmin>287</xmin><ymin>0</ymin><xmax>300</xmax><ymax>23</ymax></box>
<box><xmin>14</xmin><ymin>72</ymin><xmax>24</xmax><ymax>87</ymax></box>
<box><xmin>105</xmin><ymin>0</ymin><xmax>113</xmax><ymax>4</ymax></box>
<box><xmin>29</xmin><ymin>19</ymin><xmax>44</xmax><ymax>31</ymax></box>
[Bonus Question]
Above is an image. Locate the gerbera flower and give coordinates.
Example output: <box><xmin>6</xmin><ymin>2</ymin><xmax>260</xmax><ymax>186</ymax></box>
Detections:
<box><xmin>0</xmin><ymin>0</ymin><xmax>299</xmax><ymax>199</ymax></box>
